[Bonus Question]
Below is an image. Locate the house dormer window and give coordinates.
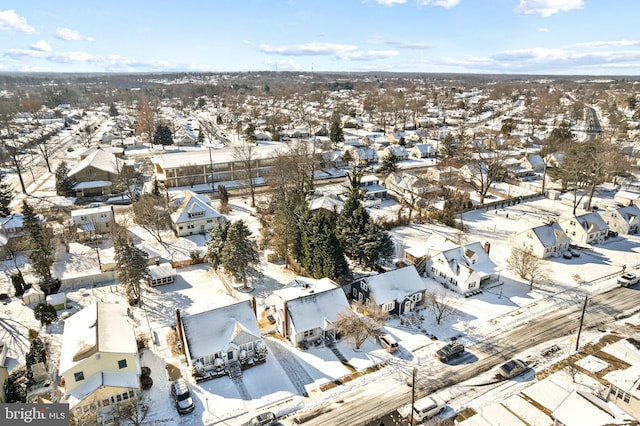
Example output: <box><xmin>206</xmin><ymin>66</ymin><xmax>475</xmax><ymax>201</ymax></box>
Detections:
<box><xmin>188</xmin><ymin>211</ymin><xmax>205</xmax><ymax>218</ymax></box>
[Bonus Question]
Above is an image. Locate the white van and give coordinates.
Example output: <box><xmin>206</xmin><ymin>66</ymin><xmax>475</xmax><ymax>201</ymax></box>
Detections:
<box><xmin>378</xmin><ymin>334</ymin><xmax>399</xmax><ymax>353</ymax></box>
<box><xmin>410</xmin><ymin>395</ymin><xmax>445</xmax><ymax>422</ymax></box>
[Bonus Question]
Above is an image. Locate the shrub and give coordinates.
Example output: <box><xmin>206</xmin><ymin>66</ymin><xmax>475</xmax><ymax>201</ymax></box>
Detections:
<box><xmin>140</xmin><ymin>375</ymin><xmax>153</xmax><ymax>390</ymax></box>
<box><xmin>141</xmin><ymin>366</ymin><xmax>151</xmax><ymax>377</ymax></box>
<box><xmin>33</xmin><ymin>303</ymin><xmax>57</xmax><ymax>325</ymax></box>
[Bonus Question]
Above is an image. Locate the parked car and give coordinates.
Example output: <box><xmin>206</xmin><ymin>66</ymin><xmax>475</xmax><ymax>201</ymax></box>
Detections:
<box><xmin>170</xmin><ymin>378</ymin><xmax>195</xmax><ymax>415</ymax></box>
<box><xmin>562</xmin><ymin>251</ymin><xmax>573</xmax><ymax>259</ymax></box>
<box><xmin>570</xmin><ymin>249</ymin><xmax>581</xmax><ymax>257</ymax></box>
<box><xmin>436</xmin><ymin>341</ymin><xmax>465</xmax><ymax>362</ymax></box>
<box><xmin>247</xmin><ymin>412</ymin><xmax>276</xmax><ymax>426</ymax></box>
<box><xmin>617</xmin><ymin>272</ymin><xmax>639</xmax><ymax>287</ymax></box>
<box><xmin>607</xmin><ymin>230</ymin><xmax>619</xmax><ymax>238</ymax></box>
<box><xmin>497</xmin><ymin>359</ymin><xmax>527</xmax><ymax>379</ymax></box>
<box><xmin>406</xmin><ymin>395</ymin><xmax>445</xmax><ymax>422</ymax></box>
<box><xmin>378</xmin><ymin>334</ymin><xmax>399</xmax><ymax>353</ymax></box>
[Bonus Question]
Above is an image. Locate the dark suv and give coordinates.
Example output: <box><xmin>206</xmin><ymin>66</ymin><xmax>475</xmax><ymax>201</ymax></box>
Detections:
<box><xmin>171</xmin><ymin>378</ymin><xmax>195</xmax><ymax>415</ymax></box>
<box><xmin>436</xmin><ymin>341</ymin><xmax>464</xmax><ymax>362</ymax></box>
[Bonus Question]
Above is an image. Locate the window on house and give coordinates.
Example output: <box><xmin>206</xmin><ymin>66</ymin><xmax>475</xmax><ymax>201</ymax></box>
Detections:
<box><xmin>303</xmin><ymin>330</ymin><xmax>314</xmax><ymax>338</ymax></box>
<box><xmin>361</xmin><ymin>282</ymin><xmax>368</xmax><ymax>291</ymax></box>
<box><xmin>118</xmin><ymin>359</ymin><xmax>127</xmax><ymax>369</ymax></box>
<box><xmin>74</xmin><ymin>372</ymin><xmax>85</xmax><ymax>382</ymax></box>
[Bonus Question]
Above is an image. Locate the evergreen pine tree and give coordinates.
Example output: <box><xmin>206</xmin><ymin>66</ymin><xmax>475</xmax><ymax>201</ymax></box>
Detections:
<box><xmin>22</xmin><ymin>201</ymin><xmax>54</xmax><ymax>280</ymax></box>
<box><xmin>300</xmin><ymin>212</ymin><xmax>348</xmax><ymax>281</ymax></box>
<box><xmin>206</xmin><ymin>220</ymin><xmax>230</xmax><ymax>270</ymax></box>
<box><xmin>220</xmin><ymin>220</ymin><xmax>259</xmax><ymax>288</ymax></box>
<box><xmin>378</xmin><ymin>153</ymin><xmax>399</xmax><ymax>176</ymax></box>
<box><xmin>109</xmin><ymin>103</ymin><xmax>119</xmax><ymax>117</ymax></box>
<box><xmin>54</xmin><ymin>161</ymin><xmax>76</xmax><ymax>197</ymax></box>
<box><xmin>25</xmin><ymin>336</ymin><xmax>47</xmax><ymax>385</ymax></box>
<box><xmin>329</xmin><ymin>110</ymin><xmax>344</xmax><ymax>145</ymax></box>
<box><xmin>152</xmin><ymin>123</ymin><xmax>173</xmax><ymax>149</ymax></box>
<box><xmin>114</xmin><ymin>238</ymin><xmax>150</xmax><ymax>305</ymax></box>
<box><xmin>0</xmin><ymin>172</ymin><xmax>13</xmax><ymax>216</ymax></box>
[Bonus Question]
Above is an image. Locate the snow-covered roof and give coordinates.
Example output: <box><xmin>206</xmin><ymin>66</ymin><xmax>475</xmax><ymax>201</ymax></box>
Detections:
<box><xmin>308</xmin><ymin>191</ymin><xmax>344</xmax><ymax>213</ymax></box>
<box><xmin>170</xmin><ymin>189</ymin><xmax>223</xmax><ymax>224</ymax></box>
<box><xmin>526</xmin><ymin>222</ymin><xmax>569</xmax><ymax>248</ymax></box>
<box><xmin>181</xmin><ymin>300</ymin><xmax>261</xmax><ymax>360</ymax></box>
<box><xmin>68</xmin><ymin>148</ymin><xmax>124</xmax><ymax>177</ymax></box>
<box><xmin>72</xmin><ymin>181</ymin><xmax>112</xmax><ymax>190</ymax></box>
<box><xmin>575</xmin><ymin>212</ymin><xmax>609</xmax><ymax>233</ymax></box>
<box><xmin>273</xmin><ymin>278</ymin><xmax>350</xmax><ymax>332</ymax></box>
<box><xmin>362</xmin><ymin>265</ymin><xmax>426</xmax><ymax>305</ymax></box>
<box><xmin>404</xmin><ymin>232</ymin><xmax>458</xmax><ymax>259</ymax></box>
<box><xmin>521</xmin><ymin>376</ymin><xmax>570</xmax><ymax>412</ymax></box>
<box><xmin>65</xmin><ymin>371</ymin><xmax>140</xmax><ymax>410</ymax></box>
<box><xmin>432</xmin><ymin>241</ymin><xmax>498</xmax><ymax>277</ymax></box>
<box><xmin>552</xmin><ymin>390</ymin><xmax>626</xmax><ymax>426</ymax></box>
<box><xmin>502</xmin><ymin>394</ymin><xmax>552</xmax><ymax>426</ymax></box>
<box><xmin>0</xmin><ymin>213</ymin><xmax>23</xmax><ymax>232</ymax></box>
<box><xmin>70</xmin><ymin>205</ymin><xmax>113</xmax><ymax>218</ymax></box>
<box><xmin>59</xmin><ymin>302</ymin><xmax>137</xmax><ymax>374</ymax></box>
<box><xmin>614</xmin><ymin>190</ymin><xmax>640</xmax><ymax>201</ymax></box>
<box><xmin>152</xmin><ymin>144</ymin><xmax>285</xmax><ymax>170</ymax></box>
<box><xmin>149</xmin><ymin>263</ymin><xmax>177</xmax><ymax>280</ymax></box>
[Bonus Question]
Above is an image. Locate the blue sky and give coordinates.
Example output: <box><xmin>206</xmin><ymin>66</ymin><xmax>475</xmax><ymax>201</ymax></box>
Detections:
<box><xmin>1</xmin><ymin>1</ymin><xmax>639</xmax><ymax>75</ymax></box>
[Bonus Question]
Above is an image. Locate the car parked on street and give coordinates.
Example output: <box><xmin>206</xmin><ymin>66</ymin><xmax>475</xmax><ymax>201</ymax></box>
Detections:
<box><xmin>496</xmin><ymin>359</ymin><xmax>527</xmax><ymax>379</ymax></box>
<box><xmin>617</xmin><ymin>272</ymin><xmax>639</xmax><ymax>287</ymax></box>
<box><xmin>246</xmin><ymin>412</ymin><xmax>276</xmax><ymax>426</ymax></box>
<box><xmin>436</xmin><ymin>341</ymin><xmax>464</xmax><ymax>362</ymax></box>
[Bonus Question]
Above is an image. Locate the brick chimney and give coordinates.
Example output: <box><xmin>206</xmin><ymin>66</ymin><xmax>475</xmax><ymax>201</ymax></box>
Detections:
<box><xmin>483</xmin><ymin>241</ymin><xmax>491</xmax><ymax>255</ymax></box>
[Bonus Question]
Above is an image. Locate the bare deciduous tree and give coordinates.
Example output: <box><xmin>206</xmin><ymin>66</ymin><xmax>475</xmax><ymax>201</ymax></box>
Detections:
<box><xmin>507</xmin><ymin>247</ymin><xmax>548</xmax><ymax>290</ymax></box>
<box><xmin>233</xmin><ymin>143</ymin><xmax>257</xmax><ymax>207</ymax></box>
<box><xmin>132</xmin><ymin>194</ymin><xmax>171</xmax><ymax>244</ymax></box>
<box><xmin>425</xmin><ymin>289</ymin><xmax>455</xmax><ymax>325</ymax></box>
<box><xmin>335</xmin><ymin>301</ymin><xmax>389</xmax><ymax>350</ymax></box>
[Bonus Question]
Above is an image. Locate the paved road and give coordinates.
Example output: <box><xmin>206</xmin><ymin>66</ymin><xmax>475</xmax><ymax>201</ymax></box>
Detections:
<box><xmin>290</xmin><ymin>285</ymin><xmax>640</xmax><ymax>426</ymax></box>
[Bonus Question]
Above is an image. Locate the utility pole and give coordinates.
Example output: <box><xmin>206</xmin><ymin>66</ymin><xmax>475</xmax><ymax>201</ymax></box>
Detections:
<box><xmin>410</xmin><ymin>367</ymin><xmax>417</xmax><ymax>425</ymax></box>
<box><xmin>575</xmin><ymin>296</ymin><xmax>588</xmax><ymax>351</ymax></box>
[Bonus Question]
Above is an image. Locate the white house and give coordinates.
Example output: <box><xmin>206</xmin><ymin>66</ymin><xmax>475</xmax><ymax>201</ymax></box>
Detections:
<box><xmin>559</xmin><ymin>213</ymin><xmax>609</xmax><ymax>245</ymax></box>
<box><xmin>71</xmin><ymin>205</ymin><xmax>115</xmax><ymax>240</ymax></box>
<box><xmin>170</xmin><ymin>189</ymin><xmax>225</xmax><ymax>236</ymax></box>
<box><xmin>384</xmin><ymin>172</ymin><xmax>439</xmax><ymax>207</ymax></box>
<box><xmin>267</xmin><ymin>277</ymin><xmax>350</xmax><ymax>346</ymax></box>
<box><xmin>512</xmin><ymin>222</ymin><xmax>571</xmax><ymax>259</ymax></box>
<box><xmin>380</xmin><ymin>145</ymin><xmax>410</xmax><ymax>161</ymax></box>
<box><xmin>410</xmin><ymin>143</ymin><xmax>436</xmax><ymax>159</ymax></box>
<box><xmin>599</xmin><ymin>205</ymin><xmax>640</xmax><ymax>235</ymax></box>
<box><xmin>521</xmin><ymin>154</ymin><xmax>544</xmax><ymax>171</ymax></box>
<box><xmin>177</xmin><ymin>300</ymin><xmax>267</xmax><ymax>380</ymax></box>
<box><xmin>351</xmin><ymin>265</ymin><xmax>427</xmax><ymax>315</ymax></box>
<box><xmin>614</xmin><ymin>190</ymin><xmax>640</xmax><ymax>207</ymax></box>
<box><xmin>426</xmin><ymin>242</ymin><xmax>499</xmax><ymax>294</ymax></box>
<box><xmin>359</xmin><ymin>175</ymin><xmax>387</xmax><ymax>201</ymax></box>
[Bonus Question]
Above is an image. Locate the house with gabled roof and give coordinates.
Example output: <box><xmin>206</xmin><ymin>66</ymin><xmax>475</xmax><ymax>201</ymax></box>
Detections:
<box><xmin>600</xmin><ymin>205</ymin><xmax>640</xmax><ymax>235</ymax></box>
<box><xmin>410</xmin><ymin>143</ymin><xmax>436</xmax><ymax>159</ymax></box>
<box><xmin>267</xmin><ymin>277</ymin><xmax>350</xmax><ymax>346</ymax></box>
<box><xmin>512</xmin><ymin>221</ymin><xmax>571</xmax><ymax>259</ymax></box>
<box><xmin>380</xmin><ymin>145</ymin><xmax>410</xmax><ymax>161</ymax></box>
<box><xmin>559</xmin><ymin>213</ymin><xmax>609</xmax><ymax>245</ymax></box>
<box><xmin>70</xmin><ymin>205</ymin><xmax>115</xmax><ymax>240</ymax></box>
<box><xmin>521</xmin><ymin>154</ymin><xmax>544</xmax><ymax>171</ymax></box>
<box><xmin>426</xmin><ymin>241</ymin><xmax>499</xmax><ymax>294</ymax></box>
<box><xmin>58</xmin><ymin>302</ymin><xmax>140</xmax><ymax>419</ymax></box>
<box><xmin>385</xmin><ymin>172</ymin><xmax>439</xmax><ymax>208</ymax></box>
<box><xmin>68</xmin><ymin>148</ymin><xmax>133</xmax><ymax>198</ymax></box>
<box><xmin>351</xmin><ymin>265</ymin><xmax>426</xmax><ymax>315</ymax></box>
<box><xmin>177</xmin><ymin>300</ymin><xmax>267</xmax><ymax>381</ymax></box>
<box><xmin>170</xmin><ymin>189</ymin><xmax>225</xmax><ymax>236</ymax></box>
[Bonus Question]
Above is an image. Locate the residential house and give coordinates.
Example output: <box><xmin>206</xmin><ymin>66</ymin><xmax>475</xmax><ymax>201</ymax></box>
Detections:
<box><xmin>170</xmin><ymin>189</ymin><xmax>225</xmax><ymax>237</ymax></box>
<box><xmin>177</xmin><ymin>300</ymin><xmax>267</xmax><ymax>380</ymax></box>
<box><xmin>267</xmin><ymin>277</ymin><xmax>350</xmax><ymax>346</ymax></box>
<box><xmin>58</xmin><ymin>302</ymin><xmax>140</xmax><ymax>419</ymax></box>
<box><xmin>344</xmin><ymin>146</ymin><xmax>378</xmax><ymax>165</ymax></box>
<box><xmin>560</xmin><ymin>191</ymin><xmax>589</xmax><ymax>210</ymax></box>
<box><xmin>512</xmin><ymin>222</ymin><xmax>571</xmax><ymax>259</ymax></box>
<box><xmin>410</xmin><ymin>143</ymin><xmax>436</xmax><ymax>159</ymax></box>
<box><xmin>308</xmin><ymin>190</ymin><xmax>344</xmax><ymax>215</ymax></box>
<box><xmin>380</xmin><ymin>145</ymin><xmax>410</xmax><ymax>161</ymax></box>
<box><xmin>459</xmin><ymin>163</ymin><xmax>489</xmax><ymax>187</ymax></box>
<box><xmin>425</xmin><ymin>166</ymin><xmax>459</xmax><ymax>185</ymax></box>
<box><xmin>384</xmin><ymin>172</ymin><xmax>439</xmax><ymax>208</ymax></box>
<box><xmin>79</xmin><ymin>146</ymin><xmax>125</xmax><ymax>160</ymax></box>
<box><xmin>351</xmin><ymin>265</ymin><xmax>426</xmax><ymax>315</ymax></box>
<box><xmin>70</xmin><ymin>205</ymin><xmax>115</xmax><ymax>240</ymax></box>
<box><xmin>359</xmin><ymin>175</ymin><xmax>387</xmax><ymax>201</ymax></box>
<box><xmin>68</xmin><ymin>148</ymin><xmax>133</xmax><ymax>198</ymax></box>
<box><xmin>521</xmin><ymin>154</ymin><xmax>544</xmax><ymax>172</ymax></box>
<box><xmin>426</xmin><ymin>242</ymin><xmax>499</xmax><ymax>294</ymax></box>
<box><xmin>600</xmin><ymin>205</ymin><xmax>640</xmax><ymax>235</ymax></box>
<box><xmin>320</xmin><ymin>150</ymin><xmax>344</xmax><ymax>169</ymax></box>
<box><xmin>559</xmin><ymin>213</ymin><xmax>609</xmax><ymax>245</ymax></box>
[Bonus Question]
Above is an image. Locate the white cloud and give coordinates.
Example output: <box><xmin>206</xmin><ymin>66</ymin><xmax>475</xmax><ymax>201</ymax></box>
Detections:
<box><xmin>419</xmin><ymin>0</ymin><xmax>461</xmax><ymax>8</ymax></box>
<box><xmin>54</xmin><ymin>27</ymin><xmax>92</xmax><ymax>41</ymax></box>
<box><xmin>372</xmin><ymin>0</ymin><xmax>407</xmax><ymax>5</ymax></box>
<box><xmin>259</xmin><ymin>42</ymin><xmax>358</xmax><ymax>56</ymax></box>
<box><xmin>0</xmin><ymin>9</ymin><xmax>36</xmax><ymax>34</ymax></box>
<box><xmin>376</xmin><ymin>38</ymin><xmax>432</xmax><ymax>50</ymax></box>
<box><xmin>575</xmin><ymin>40</ymin><xmax>640</xmax><ymax>49</ymax></box>
<box><xmin>339</xmin><ymin>50</ymin><xmax>400</xmax><ymax>61</ymax></box>
<box><xmin>30</xmin><ymin>40</ymin><xmax>51</xmax><ymax>52</ymax></box>
<box><xmin>264</xmin><ymin>58</ymin><xmax>303</xmax><ymax>71</ymax></box>
<box><xmin>539</xmin><ymin>27</ymin><xmax>549</xmax><ymax>32</ymax></box>
<box><xmin>517</xmin><ymin>0</ymin><xmax>583</xmax><ymax>17</ymax></box>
